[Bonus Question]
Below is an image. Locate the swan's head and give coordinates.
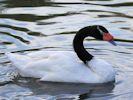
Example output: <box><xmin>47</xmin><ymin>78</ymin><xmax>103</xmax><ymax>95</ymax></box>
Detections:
<box><xmin>73</xmin><ymin>25</ymin><xmax>117</xmax><ymax>63</ymax></box>
<box><xmin>96</xmin><ymin>25</ymin><xmax>117</xmax><ymax>46</ymax></box>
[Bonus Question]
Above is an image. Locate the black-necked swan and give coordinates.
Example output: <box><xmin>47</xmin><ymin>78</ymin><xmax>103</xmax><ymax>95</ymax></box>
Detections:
<box><xmin>6</xmin><ymin>25</ymin><xmax>116</xmax><ymax>83</ymax></box>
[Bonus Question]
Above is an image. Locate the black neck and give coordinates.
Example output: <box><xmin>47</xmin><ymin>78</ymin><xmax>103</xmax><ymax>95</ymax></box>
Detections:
<box><xmin>73</xmin><ymin>26</ymin><xmax>96</xmax><ymax>63</ymax></box>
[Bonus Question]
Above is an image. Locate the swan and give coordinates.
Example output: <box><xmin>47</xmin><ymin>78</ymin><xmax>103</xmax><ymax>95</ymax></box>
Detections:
<box><xmin>6</xmin><ymin>25</ymin><xmax>116</xmax><ymax>83</ymax></box>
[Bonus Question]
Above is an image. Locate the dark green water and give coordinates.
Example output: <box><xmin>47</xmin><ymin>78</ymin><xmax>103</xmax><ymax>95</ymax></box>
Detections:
<box><xmin>0</xmin><ymin>0</ymin><xmax>133</xmax><ymax>99</ymax></box>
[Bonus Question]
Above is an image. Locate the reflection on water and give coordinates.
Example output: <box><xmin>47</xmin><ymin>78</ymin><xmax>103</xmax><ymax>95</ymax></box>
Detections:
<box><xmin>0</xmin><ymin>0</ymin><xmax>133</xmax><ymax>99</ymax></box>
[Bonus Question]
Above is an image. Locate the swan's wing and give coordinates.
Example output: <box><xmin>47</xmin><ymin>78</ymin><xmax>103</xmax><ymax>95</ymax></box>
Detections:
<box><xmin>19</xmin><ymin>59</ymin><xmax>53</xmax><ymax>78</ymax></box>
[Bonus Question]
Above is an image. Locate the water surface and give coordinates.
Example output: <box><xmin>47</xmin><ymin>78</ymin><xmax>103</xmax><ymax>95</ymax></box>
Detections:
<box><xmin>0</xmin><ymin>0</ymin><xmax>133</xmax><ymax>99</ymax></box>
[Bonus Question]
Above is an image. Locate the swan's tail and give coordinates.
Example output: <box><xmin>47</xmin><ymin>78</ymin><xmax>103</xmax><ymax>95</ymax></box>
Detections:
<box><xmin>0</xmin><ymin>40</ymin><xmax>30</xmax><ymax>69</ymax></box>
<box><xmin>5</xmin><ymin>52</ymin><xmax>31</xmax><ymax>68</ymax></box>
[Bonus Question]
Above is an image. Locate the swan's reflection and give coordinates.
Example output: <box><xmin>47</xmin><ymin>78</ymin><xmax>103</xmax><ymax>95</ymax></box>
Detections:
<box><xmin>15</xmin><ymin>77</ymin><xmax>115</xmax><ymax>99</ymax></box>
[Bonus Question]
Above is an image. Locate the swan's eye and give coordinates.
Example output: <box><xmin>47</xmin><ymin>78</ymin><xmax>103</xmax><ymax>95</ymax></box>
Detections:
<box><xmin>97</xmin><ymin>26</ymin><xmax>104</xmax><ymax>35</ymax></box>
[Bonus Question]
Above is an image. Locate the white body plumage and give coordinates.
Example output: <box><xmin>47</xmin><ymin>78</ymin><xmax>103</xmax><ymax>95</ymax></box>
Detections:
<box><xmin>6</xmin><ymin>51</ymin><xmax>115</xmax><ymax>83</ymax></box>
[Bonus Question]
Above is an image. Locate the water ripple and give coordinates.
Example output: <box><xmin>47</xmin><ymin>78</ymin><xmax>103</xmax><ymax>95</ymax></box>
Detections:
<box><xmin>0</xmin><ymin>0</ymin><xmax>133</xmax><ymax>100</ymax></box>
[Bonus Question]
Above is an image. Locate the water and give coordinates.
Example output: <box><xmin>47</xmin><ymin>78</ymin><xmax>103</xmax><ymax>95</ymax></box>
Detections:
<box><xmin>0</xmin><ymin>0</ymin><xmax>133</xmax><ymax>99</ymax></box>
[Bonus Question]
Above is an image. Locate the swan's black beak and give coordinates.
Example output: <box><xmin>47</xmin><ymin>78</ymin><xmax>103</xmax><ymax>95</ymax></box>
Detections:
<box><xmin>109</xmin><ymin>40</ymin><xmax>117</xmax><ymax>46</ymax></box>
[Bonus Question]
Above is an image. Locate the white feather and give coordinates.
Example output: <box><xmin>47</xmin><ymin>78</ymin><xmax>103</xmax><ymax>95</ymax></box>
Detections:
<box><xmin>6</xmin><ymin>51</ymin><xmax>115</xmax><ymax>83</ymax></box>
